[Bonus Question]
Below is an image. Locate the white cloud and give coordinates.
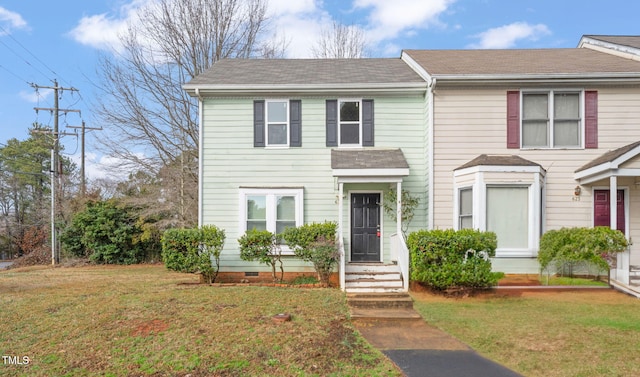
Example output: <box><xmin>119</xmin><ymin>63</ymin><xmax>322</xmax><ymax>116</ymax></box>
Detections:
<box><xmin>265</xmin><ymin>0</ymin><xmax>330</xmax><ymax>58</ymax></box>
<box><xmin>468</xmin><ymin>22</ymin><xmax>551</xmax><ymax>49</ymax></box>
<box><xmin>0</xmin><ymin>6</ymin><xmax>28</xmax><ymax>32</ymax></box>
<box><xmin>354</xmin><ymin>0</ymin><xmax>455</xmax><ymax>43</ymax></box>
<box><xmin>73</xmin><ymin>152</ymin><xmax>145</xmax><ymax>181</ymax></box>
<box><xmin>67</xmin><ymin>0</ymin><xmax>150</xmax><ymax>52</ymax></box>
<box><xmin>20</xmin><ymin>88</ymin><xmax>52</xmax><ymax>103</ymax></box>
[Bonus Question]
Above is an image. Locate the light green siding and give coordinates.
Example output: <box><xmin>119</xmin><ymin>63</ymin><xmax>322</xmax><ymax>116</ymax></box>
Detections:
<box><xmin>201</xmin><ymin>95</ymin><xmax>428</xmax><ymax>272</ymax></box>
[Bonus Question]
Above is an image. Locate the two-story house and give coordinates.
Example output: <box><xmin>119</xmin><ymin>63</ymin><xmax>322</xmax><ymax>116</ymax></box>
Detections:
<box><xmin>402</xmin><ymin>37</ymin><xmax>640</xmax><ymax>292</ymax></box>
<box><xmin>186</xmin><ymin>35</ymin><xmax>640</xmax><ymax>294</ymax></box>
<box><xmin>184</xmin><ymin>59</ymin><xmax>429</xmax><ymax>292</ymax></box>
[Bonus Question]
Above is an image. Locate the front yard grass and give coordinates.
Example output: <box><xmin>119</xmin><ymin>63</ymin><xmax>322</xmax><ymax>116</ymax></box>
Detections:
<box><xmin>0</xmin><ymin>265</ymin><xmax>401</xmax><ymax>377</ymax></box>
<box><xmin>412</xmin><ymin>288</ymin><xmax>640</xmax><ymax>377</ymax></box>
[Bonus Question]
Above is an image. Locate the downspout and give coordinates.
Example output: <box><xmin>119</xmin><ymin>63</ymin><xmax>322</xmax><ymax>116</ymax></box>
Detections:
<box><xmin>196</xmin><ymin>88</ymin><xmax>204</xmax><ymax>227</ymax></box>
<box><xmin>428</xmin><ymin>78</ymin><xmax>436</xmax><ymax>230</ymax></box>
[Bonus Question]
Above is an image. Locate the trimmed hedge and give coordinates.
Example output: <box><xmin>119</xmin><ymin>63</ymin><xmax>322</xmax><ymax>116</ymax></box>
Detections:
<box><xmin>282</xmin><ymin>222</ymin><xmax>339</xmax><ymax>286</ymax></box>
<box><xmin>538</xmin><ymin>226</ymin><xmax>628</xmax><ymax>274</ymax></box>
<box><xmin>407</xmin><ymin>229</ymin><xmax>501</xmax><ymax>290</ymax></box>
<box><xmin>238</xmin><ymin>229</ymin><xmax>283</xmax><ymax>282</ymax></box>
<box><xmin>161</xmin><ymin>225</ymin><xmax>225</xmax><ymax>283</ymax></box>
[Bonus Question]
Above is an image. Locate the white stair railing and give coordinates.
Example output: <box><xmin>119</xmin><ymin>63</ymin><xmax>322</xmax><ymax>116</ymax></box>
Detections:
<box><xmin>391</xmin><ymin>233</ymin><xmax>410</xmax><ymax>292</ymax></box>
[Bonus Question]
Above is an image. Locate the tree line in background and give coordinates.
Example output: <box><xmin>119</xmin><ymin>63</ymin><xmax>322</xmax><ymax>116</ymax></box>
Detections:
<box><xmin>1</xmin><ymin>0</ymin><xmax>368</xmax><ymax>265</ymax></box>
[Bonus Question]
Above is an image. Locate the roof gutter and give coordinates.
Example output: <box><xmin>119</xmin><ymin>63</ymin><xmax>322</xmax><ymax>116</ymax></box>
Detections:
<box><xmin>183</xmin><ymin>82</ymin><xmax>428</xmax><ymax>97</ymax></box>
<box><xmin>428</xmin><ymin>72</ymin><xmax>640</xmax><ymax>87</ymax></box>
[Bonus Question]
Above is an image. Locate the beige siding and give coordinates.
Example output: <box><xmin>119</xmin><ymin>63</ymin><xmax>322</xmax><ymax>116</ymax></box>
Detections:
<box><xmin>202</xmin><ymin>95</ymin><xmax>427</xmax><ymax>272</ymax></box>
<box><xmin>433</xmin><ymin>86</ymin><xmax>640</xmax><ymax>267</ymax></box>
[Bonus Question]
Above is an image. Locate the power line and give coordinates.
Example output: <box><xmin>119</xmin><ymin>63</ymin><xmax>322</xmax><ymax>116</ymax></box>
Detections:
<box><xmin>0</xmin><ymin>35</ymin><xmax>51</xmax><ymax>82</ymax></box>
<box><xmin>0</xmin><ymin>24</ymin><xmax>60</xmax><ymax>80</ymax></box>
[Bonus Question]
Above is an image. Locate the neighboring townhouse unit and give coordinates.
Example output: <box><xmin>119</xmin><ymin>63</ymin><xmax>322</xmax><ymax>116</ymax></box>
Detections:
<box><xmin>402</xmin><ymin>39</ymin><xmax>640</xmax><ymax>292</ymax></box>
<box><xmin>184</xmin><ymin>59</ymin><xmax>429</xmax><ymax>292</ymax></box>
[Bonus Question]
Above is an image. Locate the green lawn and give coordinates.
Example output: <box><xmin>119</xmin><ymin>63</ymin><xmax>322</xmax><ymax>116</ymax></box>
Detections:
<box><xmin>412</xmin><ymin>288</ymin><xmax>640</xmax><ymax>377</ymax></box>
<box><xmin>0</xmin><ymin>265</ymin><xmax>401</xmax><ymax>377</ymax></box>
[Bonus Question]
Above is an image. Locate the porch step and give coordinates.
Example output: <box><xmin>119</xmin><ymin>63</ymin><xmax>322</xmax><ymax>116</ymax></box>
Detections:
<box><xmin>347</xmin><ymin>293</ymin><xmax>421</xmax><ymax>322</ymax></box>
<box><xmin>630</xmin><ymin>266</ymin><xmax>640</xmax><ymax>281</ymax></box>
<box><xmin>344</xmin><ymin>263</ymin><xmax>405</xmax><ymax>293</ymax></box>
<box><xmin>347</xmin><ymin>293</ymin><xmax>414</xmax><ymax>309</ymax></box>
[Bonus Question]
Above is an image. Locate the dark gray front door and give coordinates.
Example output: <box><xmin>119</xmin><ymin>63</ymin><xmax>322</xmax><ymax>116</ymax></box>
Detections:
<box><xmin>351</xmin><ymin>193</ymin><xmax>381</xmax><ymax>262</ymax></box>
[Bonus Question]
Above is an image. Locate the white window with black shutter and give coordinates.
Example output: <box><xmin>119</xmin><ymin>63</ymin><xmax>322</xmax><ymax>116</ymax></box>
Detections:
<box><xmin>253</xmin><ymin>99</ymin><xmax>302</xmax><ymax>148</ymax></box>
<box><xmin>326</xmin><ymin>99</ymin><xmax>374</xmax><ymax>147</ymax></box>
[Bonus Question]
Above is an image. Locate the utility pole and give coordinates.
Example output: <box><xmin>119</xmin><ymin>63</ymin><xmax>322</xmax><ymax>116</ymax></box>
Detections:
<box><xmin>31</xmin><ymin>80</ymin><xmax>80</xmax><ymax>265</ymax></box>
<box><xmin>67</xmin><ymin>121</ymin><xmax>102</xmax><ymax>196</ymax></box>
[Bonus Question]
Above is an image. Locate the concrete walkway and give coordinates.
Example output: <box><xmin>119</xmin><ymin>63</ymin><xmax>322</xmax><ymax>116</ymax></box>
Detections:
<box><xmin>349</xmin><ymin>294</ymin><xmax>522</xmax><ymax>377</ymax></box>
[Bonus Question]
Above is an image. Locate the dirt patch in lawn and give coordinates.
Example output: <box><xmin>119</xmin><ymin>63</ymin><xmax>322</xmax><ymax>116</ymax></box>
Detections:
<box><xmin>130</xmin><ymin>319</ymin><xmax>170</xmax><ymax>336</ymax></box>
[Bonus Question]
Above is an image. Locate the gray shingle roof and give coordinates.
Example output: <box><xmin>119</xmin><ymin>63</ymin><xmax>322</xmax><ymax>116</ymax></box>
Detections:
<box><xmin>456</xmin><ymin>154</ymin><xmax>542</xmax><ymax>170</ymax></box>
<box><xmin>403</xmin><ymin>48</ymin><xmax>640</xmax><ymax>76</ymax></box>
<box><xmin>583</xmin><ymin>35</ymin><xmax>640</xmax><ymax>50</ymax></box>
<box><xmin>576</xmin><ymin>141</ymin><xmax>640</xmax><ymax>172</ymax></box>
<box><xmin>186</xmin><ymin>58</ymin><xmax>425</xmax><ymax>87</ymax></box>
<box><xmin>331</xmin><ymin>148</ymin><xmax>409</xmax><ymax>170</ymax></box>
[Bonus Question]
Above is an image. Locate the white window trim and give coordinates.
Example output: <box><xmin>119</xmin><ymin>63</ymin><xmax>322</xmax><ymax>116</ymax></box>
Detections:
<box><xmin>239</xmin><ymin>188</ymin><xmax>303</xmax><ymax>255</ymax></box>
<box><xmin>520</xmin><ymin>89</ymin><xmax>584</xmax><ymax>150</ymax></box>
<box><xmin>338</xmin><ymin>99</ymin><xmax>363</xmax><ymax>148</ymax></box>
<box><xmin>265</xmin><ymin>99</ymin><xmax>290</xmax><ymax>148</ymax></box>
<box><xmin>453</xmin><ymin>168</ymin><xmax>544</xmax><ymax>257</ymax></box>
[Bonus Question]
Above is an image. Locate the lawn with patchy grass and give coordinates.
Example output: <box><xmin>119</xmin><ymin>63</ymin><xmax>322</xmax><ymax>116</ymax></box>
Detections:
<box><xmin>0</xmin><ymin>265</ymin><xmax>401</xmax><ymax>377</ymax></box>
<box><xmin>412</xmin><ymin>288</ymin><xmax>640</xmax><ymax>377</ymax></box>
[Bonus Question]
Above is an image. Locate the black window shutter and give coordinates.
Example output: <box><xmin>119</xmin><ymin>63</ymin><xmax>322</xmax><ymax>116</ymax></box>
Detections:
<box><xmin>362</xmin><ymin>99</ymin><xmax>374</xmax><ymax>146</ymax></box>
<box><xmin>253</xmin><ymin>100</ymin><xmax>265</xmax><ymax>147</ymax></box>
<box><xmin>289</xmin><ymin>100</ymin><xmax>302</xmax><ymax>147</ymax></box>
<box><xmin>326</xmin><ymin>100</ymin><xmax>338</xmax><ymax>147</ymax></box>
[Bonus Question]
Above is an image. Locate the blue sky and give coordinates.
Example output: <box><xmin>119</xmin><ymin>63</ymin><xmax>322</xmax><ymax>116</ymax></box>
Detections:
<box><xmin>1</xmin><ymin>0</ymin><xmax>638</xmax><ymax>178</ymax></box>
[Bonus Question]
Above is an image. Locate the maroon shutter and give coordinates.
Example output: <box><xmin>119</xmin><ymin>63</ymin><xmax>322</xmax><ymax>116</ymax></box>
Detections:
<box><xmin>506</xmin><ymin>91</ymin><xmax>520</xmax><ymax>149</ymax></box>
<box><xmin>584</xmin><ymin>90</ymin><xmax>598</xmax><ymax>149</ymax></box>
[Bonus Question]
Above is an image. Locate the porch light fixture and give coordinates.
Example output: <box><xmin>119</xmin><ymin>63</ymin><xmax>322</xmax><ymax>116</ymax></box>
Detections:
<box><xmin>574</xmin><ymin>186</ymin><xmax>581</xmax><ymax>196</ymax></box>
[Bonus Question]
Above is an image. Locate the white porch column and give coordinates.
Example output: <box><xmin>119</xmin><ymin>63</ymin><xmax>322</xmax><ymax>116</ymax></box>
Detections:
<box><xmin>338</xmin><ymin>182</ymin><xmax>345</xmax><ymax>291</ymax></box>
<box><xmin>396</xmin><ymin>181</ymin><xmax>402</xmax><ymax>237</ymax></box>
<box><xmin>610</xmin><ymin>176</ymin><xmax>618</xmax><ymax>230</ymax></box>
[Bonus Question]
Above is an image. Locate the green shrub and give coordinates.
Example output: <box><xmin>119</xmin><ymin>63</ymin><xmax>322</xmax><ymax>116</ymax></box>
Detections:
<box><xmin>60</xmin><ymin>200</ymin><xmax>154</xmax><ymax>264</ymax></box>
<box><xmin>282</xmin><ymin>222</ymin><xmax>339</xmax><ymax>286</ymax></box>
<box><xmin>538</xmin><ymin>227</ymin><xmax>628</xmax><ymax>275</ymax></box>
<box><xmin>161</xmin><ymin>225</ymin><xmax>225</xmax><ymax>283</ymax></box>
<box><xmin>407</xmin><ymin>229</ymin><xmax>501</xmax><ymax>291</ymax></box>
<box><xmin>238</xmin><ymin>229</ymin><xmax>283</xmax><ymax>282</ymax></box>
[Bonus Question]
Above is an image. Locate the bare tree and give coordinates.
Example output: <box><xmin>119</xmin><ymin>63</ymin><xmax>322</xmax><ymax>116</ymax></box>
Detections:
<box><xmin>311</xmin><ymin>21</ymin><xmax>368</xmax><ymax>59</ymax></box>
<box><xmin>92</xmin><ymin>0</ymin><xmax>275</xmax><ymax>227</ymax></box>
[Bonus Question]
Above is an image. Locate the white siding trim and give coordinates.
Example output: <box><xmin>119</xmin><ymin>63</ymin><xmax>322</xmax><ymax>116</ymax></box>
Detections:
<box><xmin>198</xmin><ymin>96</ymin><xmax>204</xmax><ymax>227</ymax></box>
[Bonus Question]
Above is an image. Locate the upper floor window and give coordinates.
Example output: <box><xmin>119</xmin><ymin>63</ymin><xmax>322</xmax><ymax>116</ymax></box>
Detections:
<box><xmin>507</xmin><ymin>90</ymin><xmax>598</xmax><ymax>150</ymax></box>
<box><xmin>339</xmin><ymin>100</ymin><xmax>361</xmax><ymax>146</ymax></box>
<box><xmin>253</xmin><ymin>100</ymin><xmax>302</xmax><ymax>148</ymax></box>
<box><xmin>326</xmin><ymin>99</ymin><xmax>374</xmax><ymax>147</ymax></box>
<box><xmin>266</xmin><ymin>100</ymin><xmax>289</xmax><ymax>146</ymax></box>
<box><xmin>522</xmin><ymin>91</ymin><xmax>581</xmax><ymax>148</ymax></box>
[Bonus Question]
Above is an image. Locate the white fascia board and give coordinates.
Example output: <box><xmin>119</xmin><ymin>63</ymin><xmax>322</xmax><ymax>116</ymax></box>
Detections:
<box><xmin>337</xmin><ymin>176</ymin><xmax>403</xmax><ymax>184</ymax></box>
<box><xmin>401</xmin><ymin>51</ymin><xmax>434</xmax><ymax>84</ymax></box>
<box><xmin>578</xmin><ymin>168</ymin><xmax>640</xmax><ymax>185</ymax></box>
<box><xmin>574</xmin><ymin>163</ymin><xmax>612</xmax><ymax>180</ymax></box>
<box><xmin>575</xmin><ymin>145</ymin><xmax>640</xmax><ymax>181</ymax></box>
<box><xmin>332</xmin><ymin>168</ymin><xmax>410</xmax><ymax>178</ymax></box>
<box><xmin>611</xmin><ymin>145</ymin><xmax>640</xmax><ymax>168</ymax></box>
<box><xmin>183</xmin><ymin>82</ymin><xmax>428</xmax><ymax>97</ymax></box>
<box><xmin>454</xmin><ymin>165</ymin><xmax>544</xmax><ymax>177</ymax></box>
<box><xmin>430</xmin><ymin>73</ymin><xmax>640</xmax><ymax>87</ymax></box>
